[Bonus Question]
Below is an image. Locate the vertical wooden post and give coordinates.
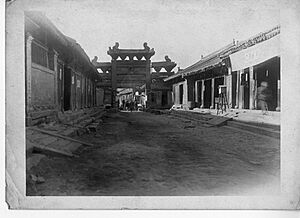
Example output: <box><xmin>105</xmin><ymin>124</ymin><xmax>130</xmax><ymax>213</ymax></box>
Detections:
<box><xmin>249</xmin><ymin>66</ymin><xmax>255</xmax><ymax>110</ymax></box>
<box><xmin>194</xmin><ymin>80</ymin><xmax>198</xmax><ymax>106</ymax></box>
<box><xmin>276</xmin><ymin>79</ymin><xmax>281</xmax><ymax>111</ymax></box>
<box><xmin>211</xmin><ymin>78</ymin><xmax>215</xmax><ymax>109</ymax></box>
<box><xmin>26</xmin><ymin>34</ymin><xmax>34</xmax><ymax>125</ymax></box>
<box><xmin>145</xmin><ymin>58</ymin><xmax>151</xmax><ymax>108</ymax></box>
<box><xmin>53</xmin><ymin>49</ymin><xmax>59</xmax><ymax>111</ymax></box>
<box><xmin>239</xmin><ymin>69</ymin><xmax>244</xmax><ymax>109</ymax></box>
<box><xmin>201</xmin><ymin>80</ymin><xmax>205</xmax><ymax>108</ymax></box>
<box><xmin>172</xmin><ymin>85</ymin><xmax>175</xmax><ymax>105</ymax></box>
<box><xmin>235</xmin><ymin>70</ymin><xmax>240</xmax><ymax>109</ymax></box>
<box><xmin>227</xmin><ymin>67</ymin><xmax>232</xmax><ymax>108</ymax></box>
<box><xmin>111</xmin><ymin>59</ymin><xmax>117</xmax><ymax>108</ymax></box>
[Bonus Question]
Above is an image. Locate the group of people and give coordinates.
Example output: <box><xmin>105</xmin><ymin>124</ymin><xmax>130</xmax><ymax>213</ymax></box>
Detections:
<box><xmin>119</xmin><ymin>99</ymin><xmax>139</xmax><ymax>112</ymax></box>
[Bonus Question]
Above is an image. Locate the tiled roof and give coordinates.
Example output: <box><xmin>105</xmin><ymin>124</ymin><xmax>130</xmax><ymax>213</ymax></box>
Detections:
<box><xmin>222</xmin><ymin>25</ymin><xmax>280</xmax><ymax>57</ymax></box>
<box><xmin>26</xmin><ymin>11</ymin><xmax>99</xmax><ymax>77</ymax></box>
<box><xmin>164</xmin><ymin>25</ymin><xmax>280</xmax><ymax>82</ymax></box>
<box><xmin>164</xmin><ymin>43</ymin><xmax>234</xmax><ymax>81</ymax></box>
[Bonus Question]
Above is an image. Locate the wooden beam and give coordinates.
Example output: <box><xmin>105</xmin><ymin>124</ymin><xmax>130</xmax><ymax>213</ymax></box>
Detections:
<box><xmin>28</xmin><ymin>127</ymin><xmax>95</xmax><ymax>147</ymax></box>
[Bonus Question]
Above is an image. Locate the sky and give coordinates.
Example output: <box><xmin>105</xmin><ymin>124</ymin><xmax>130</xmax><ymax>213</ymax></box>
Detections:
<box><xmin>41</xmin><ymin>0</ymin><xmax>280</xmax><ymax>71</ymax></box>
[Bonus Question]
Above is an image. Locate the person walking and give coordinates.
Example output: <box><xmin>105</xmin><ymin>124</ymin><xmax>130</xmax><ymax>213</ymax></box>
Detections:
<box><xmin>129</xmin><ymin>101</ymin><xmax>134</xmax><ymax>112</ymax></box>
<box><xmin>257</xmin><ymin>81</ymin><xmax>271</xmax><ymax>115</ymax></box>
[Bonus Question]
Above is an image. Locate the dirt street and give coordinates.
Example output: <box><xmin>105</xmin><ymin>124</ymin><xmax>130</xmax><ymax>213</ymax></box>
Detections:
<box><xmin>27</xmin><ymin>111</ymin><xmax>280</xmax><ymax>196</ymax></box>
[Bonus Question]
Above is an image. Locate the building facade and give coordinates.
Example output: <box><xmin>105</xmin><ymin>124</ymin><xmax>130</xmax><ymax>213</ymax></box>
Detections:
<box><xmin>25</xmin><ymin>12</ymin><xmax>102</xmax><ymax>125</ymax></box>
<box><xmin>165</xmin><ymin>25</ymin><xmax>280</xmax><ymax>112</ymax></box>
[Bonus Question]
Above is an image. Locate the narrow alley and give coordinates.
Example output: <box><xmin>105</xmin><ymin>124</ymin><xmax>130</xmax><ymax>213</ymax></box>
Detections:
<box><xmin>27</xmin><ymin>110</ymin><xmax>280</xmax><ymax>196</ymax></box>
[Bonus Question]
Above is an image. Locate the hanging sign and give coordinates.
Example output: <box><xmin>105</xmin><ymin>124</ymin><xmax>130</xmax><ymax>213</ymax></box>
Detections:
<box><xmin>72</xmin><ymin>76</ymin><xmax>74</xmax><ymax>84</ymax></box>
<box><xmin>77</xmin><ymin>79</ymin><xmax>81</xmax><ymax>88</ymax></box>
<box><xmin>229</xmin><ymin>35</ymin><xmax>280</xmax><ymax>71</ymax></box>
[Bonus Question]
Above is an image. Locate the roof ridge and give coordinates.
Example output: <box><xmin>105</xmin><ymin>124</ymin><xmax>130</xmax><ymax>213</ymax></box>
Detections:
<box><xmin>180</xmin><ymin>42</ymin><xmax>235</xmax><ymax>74</ymax></box>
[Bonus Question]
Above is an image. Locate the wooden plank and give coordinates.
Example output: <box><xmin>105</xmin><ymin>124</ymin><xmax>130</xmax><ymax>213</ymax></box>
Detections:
<box><xmin>28</xmin><ymin>127</ymin><xmax>95</xmax><ymax>147</ymax></box>
<box><xmin>33</xmin><ymin>144</ymin><xmax>77</xmax><ymax>157</ymax></box>
<box><xmin>207</xmin><ymin>116</ymin><xmax>232</xmax><ymax>126</ymax></box>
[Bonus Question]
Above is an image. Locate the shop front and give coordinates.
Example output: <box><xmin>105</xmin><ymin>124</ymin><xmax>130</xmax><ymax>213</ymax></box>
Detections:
<box><xmin>229</xmin><ymin>33</ymin><xmax>280</xmax><ymax>111</ymax></box>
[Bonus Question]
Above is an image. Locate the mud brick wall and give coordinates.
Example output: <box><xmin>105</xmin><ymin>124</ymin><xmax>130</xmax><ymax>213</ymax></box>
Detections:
<box><xmin>31</xmin><ymin>63</ymin><xmax>56</xmax><ymax>111</ymax></box>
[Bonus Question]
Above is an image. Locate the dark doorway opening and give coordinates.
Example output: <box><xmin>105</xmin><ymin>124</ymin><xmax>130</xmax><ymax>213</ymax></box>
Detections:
<box><xmin>254</xmin><ymin>57</ymin><xmax>280</xmax><ymax>111</ymax></box>
<box><xmin>214</xmin><ymin>77</ymin><xmax>224</xmax><ymax>99</ymax></box>
<box><xmin>64</xmin><ymin>67</ymin><xmax>71</xmax><ymax>111</ymax></box>
<box><xmin>161</xmin><ymin>91</ymin><xmax>168</xmax><ymax>106</ymax></box>
<box><xmin>242</xmin><ymin>69</ymin><xmax>250</xmax><ymax>109</ymax></box>
<box><xmin>232</xmin><ymin>72</ymin><xmax>237</xmax><ymax>108</ymax></box>
<box><xmin>179</xmin><ymin>84</ymin><xmax>184</xmax><ymax>104</ymax></box>
<box><xmin>196</xmin><ymin>81</ymin><xmax>202</xmax><ymax>107</ymax></box>
<box><xmin>204</xmin><ymin>79</ymin><xmax>212</xmax><ymax>108</ymax></box>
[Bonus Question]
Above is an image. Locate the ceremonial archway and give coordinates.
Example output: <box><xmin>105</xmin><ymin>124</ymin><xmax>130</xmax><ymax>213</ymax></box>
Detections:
<box><xmin>92</xmin><ymin>42</ymin><xmax>176</xmax><ymax>108</ymax></box>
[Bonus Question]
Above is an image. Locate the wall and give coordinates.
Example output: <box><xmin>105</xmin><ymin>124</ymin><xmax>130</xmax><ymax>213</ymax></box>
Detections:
<box><xmin>31</xmin><ymin>63</ymin><xmax>56</xmax><ymax>111</ymax></box>
<box><xmin>96</xmin><ymin>88</ymin><xmax>104</xmax><ymax>106</ymax></box>
<box><xmin>172</xmin><ymin>80</ymin><xmax>187</xmax><ymax>106</ymax></box>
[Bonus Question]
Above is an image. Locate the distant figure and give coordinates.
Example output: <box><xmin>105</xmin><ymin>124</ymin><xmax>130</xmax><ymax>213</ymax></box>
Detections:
<box><xmin>257</xmin><ymin>81</ymin><xmax>271</xmax><ymax>114</ymax></box>
<box><xmin>143</xmin><ymin>42</ymin><xmax>150</xmax><ymax>51</ymax></box>
<box><xmin>134</xmin><ymin>100</ymin><xmax>138</xmax><ymax>111</ymax></box>
<box><xmin>129</xmin><ymin>101</ymin><xmax>134</xmax><ymax>112</ymax></box>
<box><xmin>125</xmin><ymin>101</ymin><xmax>130</xmax><ymax>111</ymax></box>
<box><xmin>122</xmin><ymin>99</ymin><xmax>125</xmax><ymax>110</ymax></box>
<box><xmin>117</xmin><ymin>99</ymin><xmax>120</xmax><ymax>109</ymax></box>
<box><xmin>165</xmin><ymin>55</ymin><xmax>171</xmax><ymax>62</ymax></box>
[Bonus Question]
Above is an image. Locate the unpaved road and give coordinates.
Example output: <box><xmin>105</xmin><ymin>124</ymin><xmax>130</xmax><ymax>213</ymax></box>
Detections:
<box><xmin>27</xmin><ymin>111</ymin><xmax>280</xmax><ymax>196</ymax></box>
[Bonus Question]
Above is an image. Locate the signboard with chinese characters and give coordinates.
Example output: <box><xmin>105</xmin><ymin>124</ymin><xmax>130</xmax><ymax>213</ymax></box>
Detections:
<box><xmin>229</xmin><ymin>35</ymin><xmax>280</xmax><ymax>71</ymax></box>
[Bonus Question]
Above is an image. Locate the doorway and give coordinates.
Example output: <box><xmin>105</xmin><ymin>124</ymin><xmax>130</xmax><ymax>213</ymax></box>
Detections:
<box><xmin>232</xmin><ymin>72</ymin><xmax>237</xmax><ymax>108</ymax></box>
<box><xmin>179</xmin><ymin>84</ymin><xmax>184</xmax><ymax>104</ymax></box>
<box><xmin>161</xmin><ymin>90</ymin><xmax>168</xmax><ymax>106</ymax></box>
<box><xmin>242</xmin><ymin>69</ymin><xmax>250</xmax><ymax>109</ymax></box>
<box><xmin>255</xmin><ymin>57</ymin><xmax>280</xmax><ymax>111</ymax></box>
<box><xmin>204</xmin><ymin>79</ymin><xmax>212</xmax><ymax>108</ymax></box>
<box><xmin>196</xmin><ymin>81</ymin><xmax>202</xmax><ymax>108</ymax></box>
<box><xmin>64</xmin><ymin>67</ymin><xmax>71</xmax><ymax>111</ymax></box>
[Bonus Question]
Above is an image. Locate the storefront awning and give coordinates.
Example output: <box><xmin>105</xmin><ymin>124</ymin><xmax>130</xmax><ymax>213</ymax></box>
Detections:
<box><xmin>229</xmin><ymin>35</ymin><xmax>280</xmax><ymax>71</ymax></box>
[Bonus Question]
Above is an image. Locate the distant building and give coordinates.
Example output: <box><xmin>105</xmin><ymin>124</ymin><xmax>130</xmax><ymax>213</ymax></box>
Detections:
<box><xmin>165</xmin><ymin>25</ymin><xmax>280</xmax><ymax>112</ymax></box>
<box><xmin>25</xmin><ymin>12</ymin><xmax>102</xmax><ymax>125</ymax></box>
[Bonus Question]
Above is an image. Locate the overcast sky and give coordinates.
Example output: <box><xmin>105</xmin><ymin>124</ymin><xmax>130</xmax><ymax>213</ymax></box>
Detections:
<box><xmin>42</xmin><ymin>0</ymin><xmax>280</xmax><ymax>71</ymax></box>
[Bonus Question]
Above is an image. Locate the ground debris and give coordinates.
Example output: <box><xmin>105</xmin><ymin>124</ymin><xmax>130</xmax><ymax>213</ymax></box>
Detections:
<box><xmin>26</xmin><ymin>111</ymin><xmax>280</xmax><ymax>196</ymax></box>
<box><xmin>30</xmin><ymin>174</ymin><xmax>45</xmax><ymax>184</ymax></box>
<box><xmin>183</xmin><ymin>125</ymin><xmax>196</xmax><ymax>129</ymax></box>
<box><xmin>248</xmin><ymin>160</ymin><xmax>262</xmax><ymax>165</ymax></box>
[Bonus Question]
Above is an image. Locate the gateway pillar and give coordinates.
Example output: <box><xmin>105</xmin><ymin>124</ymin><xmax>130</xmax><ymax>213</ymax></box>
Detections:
<box><xmin>111</xmin><ymin>59</ymin><xmax>117</xmax><ymax>108</ymax></box>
